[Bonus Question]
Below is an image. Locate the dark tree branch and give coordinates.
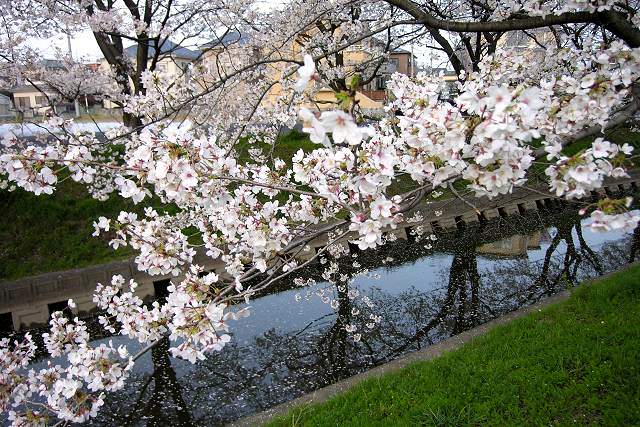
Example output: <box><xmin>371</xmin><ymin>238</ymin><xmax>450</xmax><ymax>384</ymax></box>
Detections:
<box><xmin>384</xmin><ymin>0</ymin><xmax>640</xmax><ymax>47</ymax></box>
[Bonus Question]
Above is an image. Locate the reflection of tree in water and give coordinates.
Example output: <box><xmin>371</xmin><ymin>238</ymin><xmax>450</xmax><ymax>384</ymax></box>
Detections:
<box><xmin>630</xmin><ymin>223</ymin><xmax>640</xmax><ymax>262</ymax></box>
<box><xmin>530</xmin><ymin>211</ymin><xmax>603</xmax><ymax>294</ymax></box>
<box><xmin>97</xmin><ymin>338</ymin><xmax>194</xmax><ymax>426</ymax></box>
<box><xmin>490</xmin><ymin>212</ymin><xmax>633</xmax><ymax>309</ymax></box>
<box><xmin>94</xmin><ymin>209</ymin><xmax>634</xmax><ymax>426</ymax></box>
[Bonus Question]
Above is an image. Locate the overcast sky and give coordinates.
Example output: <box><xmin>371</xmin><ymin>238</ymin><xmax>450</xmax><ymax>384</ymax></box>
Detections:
<box><xmin>31</xmin><ymin>32</ymin><xmax>101</xmax><ymax>61</ymax></box>
<box><xmin>32</xmin><ymin>0</ymin><xmax>285</xmax><ymax>62</ymax></box>
<box><xmin>31</xmin><ymin>1</ymin><xmax>450</xmax><ymax>70</ymax></box>
<box><xmin>34</xmin><ymin>33</ymin><xmax>448</xmax><ymax>71</ymax></box>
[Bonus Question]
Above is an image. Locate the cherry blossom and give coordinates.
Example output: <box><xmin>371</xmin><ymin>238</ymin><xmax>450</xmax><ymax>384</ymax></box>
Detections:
<box><xmin>295</xmin><ymin>54</ymin><xmax>319</xmax><ymax>92</ymax></box>
<box><xmin>1</xmin><ymin>0</ymin><xmax>640</xmax><ymax>424</ymax></box>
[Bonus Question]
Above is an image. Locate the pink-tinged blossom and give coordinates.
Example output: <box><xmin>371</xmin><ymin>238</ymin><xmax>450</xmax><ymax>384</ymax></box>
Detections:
<box><xmin>370</xmin><ymin>197</ymin><xmax>393</xmax><ymax>219</ymax></box>
<box><xmin>0</xmin><ymin>9</ymin><xmax>639</xmax><ymax>424</ymax></box>
<box><xmin>299</xmin><ymin>107</ymin><xmax>329</xmax><ymax>146</ymax></box>
<box><xmin>589</xmin><ymin>210</ymin><xmax>640</xmax><ymax>232</ymax></box>
<box><xmin>295</xmin><ymin>54</ymin><xmax>318</xmax><ymax>92</ymax></box>
<box><xmin>318</xmin><ymin>110</ymin><xmax>367</xmax><ymax>146</ymax></box>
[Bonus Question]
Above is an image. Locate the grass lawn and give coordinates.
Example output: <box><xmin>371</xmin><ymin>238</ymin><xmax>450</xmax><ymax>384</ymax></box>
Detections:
<box><xmin>0</xmin><ymin>179</ymin><xmax>141</xmax><ymax>281</ymax></box>
<box><xmin>0</xmin><ymin>131</ymin><xmax>317</xmax><ymax>282</ymax></box>
<box><xmin>268</xmin><ymin>265</ymin><xmax>640</xmax><ymax>426</ymax></box>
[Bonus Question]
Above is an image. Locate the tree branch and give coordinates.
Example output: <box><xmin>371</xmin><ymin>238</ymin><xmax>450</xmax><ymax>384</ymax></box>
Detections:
<box><xmin>384</xmin><ymin>0</ymin><xmax>640</xmax><ymax>47</ymax></box>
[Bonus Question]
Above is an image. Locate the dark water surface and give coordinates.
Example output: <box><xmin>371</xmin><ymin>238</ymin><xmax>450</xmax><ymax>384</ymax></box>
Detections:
<box><xmin>24</xmin><ymin>207</ymin><xmax>639</xmax><ymax>426</ymax></box>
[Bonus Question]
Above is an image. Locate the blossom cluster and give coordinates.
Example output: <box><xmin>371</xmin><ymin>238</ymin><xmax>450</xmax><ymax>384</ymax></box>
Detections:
<box><xmin>1</xmin><ymin>313</ymin><xmax>133</xmax><ymax>425</ymax></box>
<box><xmin>546</xmin><ymin>138</ymin><xmax>633</xmax><ymax>199</ymax></box>
<box><xmin>1</xmin><ymin>2</ymin><xmax>640</xmax><ymax>424</ymax></box>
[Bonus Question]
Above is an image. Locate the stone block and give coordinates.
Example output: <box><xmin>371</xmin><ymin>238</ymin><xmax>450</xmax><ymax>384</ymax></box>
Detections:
<box><xmin>461</xmin><ymin>212</ymin><xmax>479</xmax><ymax>224</ymax></box>
<box><xmin>482</xmin><ymin>208</ymin><xmax>500</xmax><ymax>220</ymax></box>
<box><xmin>503</xmin><ymin>204</ymin><xmax>519</xmax><ymax>216</ymax></box>
<box><xmin>59</xmin><ymin>275</ymin><xmax>83</xmax><ymax>293</ymax></box>
<box><xmin>84</xmin><ymin>269</ymin><xmax>107</xmax><ymax>288</ymax></box>
<box><xmin>108</xmin><ymin>264</ymin><xmax>132</xmax><ymax>281</ymax></box>
<box><xmin>523</xmin><ymin>201</ymin><xmax>537</xmax><ymax>211</ymax></box>
<box><xmin>387</xmin><ymin>227</ymin><xmax>408</xmax><ymax>240</ymax></box>
<box><xmin>438</xmin><ymin>217</ymin><xmax>457</xmax><ymax>230</ymax></box>
<box><xmin>6</xmin><ymin>284</ymin><xmax>32</xmax><ymax>304</ymax></box>
<box><xmin>34</xmin><ymin>280</ymin><xmax>59</xmax><ymax>297</ymax></box>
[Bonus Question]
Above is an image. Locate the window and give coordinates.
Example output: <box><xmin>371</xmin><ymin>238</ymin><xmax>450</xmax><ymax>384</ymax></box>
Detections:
<box><xmin>156</xmin><ymin>63</ymin><xmax>167</xmax><ymax>72</ymax></box>
<box><xmin>389</xmin><ymin>58</ymin><xmax>399</xmax><ymax>69</ymax></box>
<box><xmin>375</xmin><ymin>76</ymin><xmax>388</xmax><ymax>90</ymax></box>
<box><xmin>15</xmin><ymin>97</ymin><xmax>30</xmax><ymax>109</ymax></box>
<box><xmin>35</xmin><ymin>96</ymin><xmax>47</xmax><ymax>107</ymax></box>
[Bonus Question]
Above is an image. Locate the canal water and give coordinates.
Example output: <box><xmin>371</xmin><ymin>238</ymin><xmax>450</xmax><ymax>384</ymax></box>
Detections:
<box><xmin>19</xmin><ymin>207</ymin><xmax>640</xmax><ymax>425</ymax></box>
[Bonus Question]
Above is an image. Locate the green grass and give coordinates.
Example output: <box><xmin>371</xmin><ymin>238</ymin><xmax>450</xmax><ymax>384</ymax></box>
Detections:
<box><xmin>0</xmin><ymin>179</ymin><xmax>140</xmax><ymax>281</ymax></box>
<box><xmin>0</xmin><ymin>132</ymin><xmax>316</xmax><ymax>282</ymax></box>
<box><xmin>270</xmin><ymin>130</ymin><xmax>318</xmax><ymax>162</ymax></box>
<box><xmin>268</xmin><ymin>265</ymin><xmax>640</xmax><ymax>426</ymax></box>
<box><xmin>235</xmin><ymin>130</ymin><xmax>317</xmax><ymax>165</ymax></box>
<box><xmin>2</xmin><ymin>126</ymin><xmax>638</xmax><ymax>281</ymax></box>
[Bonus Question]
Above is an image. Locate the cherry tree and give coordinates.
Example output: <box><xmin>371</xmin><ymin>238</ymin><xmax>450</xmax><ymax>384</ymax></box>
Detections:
<box><xmin>1</xmin><ymin>0</ymin><xmax>640</xmax><ymax>424</ymax></box>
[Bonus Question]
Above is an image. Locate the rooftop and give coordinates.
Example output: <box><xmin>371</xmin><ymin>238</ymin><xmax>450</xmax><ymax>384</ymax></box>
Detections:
<box><xmin>199</xmin><ymin>30</ymin><xmax>250</xmax><ymax>50</ymax></box>
<box><xmin>123</xmin><ymin>40</ymin><xmax>200</xmax><ymax>60</ymax></box>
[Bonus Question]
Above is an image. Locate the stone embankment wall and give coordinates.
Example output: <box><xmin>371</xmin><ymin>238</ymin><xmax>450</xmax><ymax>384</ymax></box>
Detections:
<box><xmin>1</xmin><ymin>172</ymin><xmax>638</xmax><ymax>331</ymax></box>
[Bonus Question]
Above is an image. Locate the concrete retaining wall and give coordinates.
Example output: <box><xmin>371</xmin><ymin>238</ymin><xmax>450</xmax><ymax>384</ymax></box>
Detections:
<box><xmin>2</xmin><ymin>172</ymin><xmax>639</xmax><ymax>331</ymax></box>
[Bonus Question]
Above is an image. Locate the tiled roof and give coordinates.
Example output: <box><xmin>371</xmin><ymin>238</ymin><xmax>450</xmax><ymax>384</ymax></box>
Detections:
<box><xmin>123</xmin><ymin>40</ymin><xmax>200</xmax><ymax>60</ymax></box>
<box><xmin>199</xmin><ymin>30</ymin><xmax>249</xmax><ymax>50</ymax></box>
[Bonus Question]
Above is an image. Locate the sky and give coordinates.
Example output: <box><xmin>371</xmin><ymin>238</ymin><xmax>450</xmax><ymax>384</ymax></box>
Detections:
<box><xmin>29</xmin><ymin>1</ymin><xmax>450</xmax><ymax>70</ymax></box>
<box><xmin>33</xmin><ymin>31</ymin><xmax>447</xmax><ymax>70</ymax></box>
<box><xmin>31</xmin><ymin>0</ymin><xmax>287</xmax><ymax>62</ymax></box>
<box><xmin>31</xmin><ymin>32</ymin><xmax>102</xmax><ymax>62</ymax></box>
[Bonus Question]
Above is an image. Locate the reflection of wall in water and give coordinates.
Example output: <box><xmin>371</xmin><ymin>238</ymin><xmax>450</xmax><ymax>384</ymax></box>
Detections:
<box><xmin>477</xmin><ymin>231</ymin><xmax>543</xmax><ymax>258</ymax></box>
<box><xmin>0</xmin><ymin>256</ymin><xmax>224</xmax><ymax>332</ymax></box>
<box><xmin>0</xmin><ymin>176</ymin><xmax>633</xmax><ymax>331</ymax></box>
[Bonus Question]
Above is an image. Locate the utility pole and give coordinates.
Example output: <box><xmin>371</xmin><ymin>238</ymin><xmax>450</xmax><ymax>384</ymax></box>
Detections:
<box><xmin>411</xmin><ymin>43</ymin><xmax>416</xmax><ymax>77</ymax></box>
<box><xmin>67</xmin><ymin>32</ymin><xmax>73</xmax><ymax>60</ymax></box>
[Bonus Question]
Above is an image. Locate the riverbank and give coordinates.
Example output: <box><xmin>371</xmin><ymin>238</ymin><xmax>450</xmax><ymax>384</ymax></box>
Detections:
<box><xmin>0</xmin><ymin>131</ymin><xmax>315</xmax><ymax>282</ymax></box>
<box><xmin>2</xmin><ymin>126</ymin><xmax>639</xmax><ymax>281</ymax></box>
<box><xmin>264</xmin><ymin>264</ymin><xmax>640</xmax><ymax>426</ymax></box>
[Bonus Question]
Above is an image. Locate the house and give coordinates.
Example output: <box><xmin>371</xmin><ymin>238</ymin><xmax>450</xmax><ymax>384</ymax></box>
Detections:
<box><xmin>38</xmin><ymin>59</ymin><xmax>66</xmax><ymax>72</ymax></box>
<box><xmin>85</xmin><ymin>63</ymin><xmax>101</xmax><ymax>72</ymax></box>
<box><xmin>100</xmin><ymin>40</ymin><xmax>200</xmax><ymax>109</ymax></box>
<box><xmin>501</xmin><ymin>29</ymin><xmax>555</xmax><ymax>54</ymax></box>
<box><xmin>7</xmin><ymin>60</ymin><xmax>106</xmax><ymax>118</ymax></box>
<box><xmin>421</xmin><ymin>67</ymin><xmax>459</xmax><ymax>99</ymax></box>
<box><xmin>477</xmin><ymin>231</ymin><xmax>543</xmax><ymax>258</ymax></box>
<box><xmin>10</xmin><ymin>84</ymin><xmax>73</xmax><ymax>118</ymax></box>
<box><xmin>456</xmin><ymin>29</ymin><xmax>554</xmax><ymax>71</ymax></box>
<box><xmin>99</xmin><ymin>40</ymin><xmax>200</xmax><ymax>79</ymax></box>
<box><xmin>360</xmin><ymin>46</ymin><xmax>416</xmax><ymax>102</ymax></box>
<box><xmin>197</xmin><ymin>30</ymin><xmax>256</xmax><ymax>83</ymax></box>
<box><xmin>198</xmin><ymin>30</ymin><xmax>418</xmax><ymax>111</ymax></box>
<box><xmin>199</xmin><ymin>31</ymin><xmax>250</xmax><ymax>55</ymax></box>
